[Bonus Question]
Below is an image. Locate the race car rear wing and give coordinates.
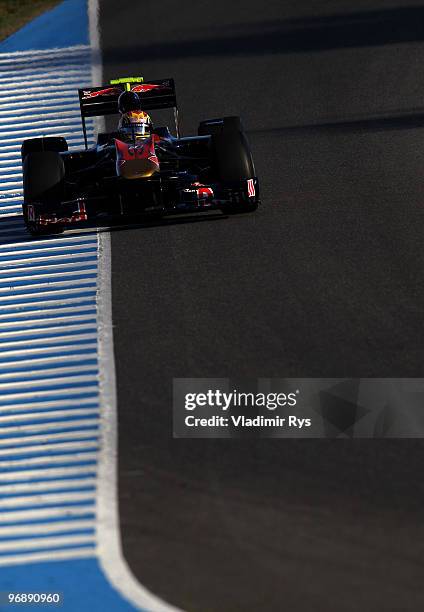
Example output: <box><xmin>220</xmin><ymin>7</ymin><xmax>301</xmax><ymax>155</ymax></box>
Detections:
<box><xmin>78</xmin><ymin>78</ymin><xmax>179</xmax><ymax>148</ymax></box>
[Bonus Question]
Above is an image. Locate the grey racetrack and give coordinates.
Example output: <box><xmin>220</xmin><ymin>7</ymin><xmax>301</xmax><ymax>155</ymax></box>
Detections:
<box><xmin>99</xmin><ymin>2</ymin><xmax>424</xmax><ymax>610</ymax></box>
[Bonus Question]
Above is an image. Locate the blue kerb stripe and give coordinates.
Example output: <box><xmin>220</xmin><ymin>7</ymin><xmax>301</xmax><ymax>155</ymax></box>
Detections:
<box><xmin>0</xmin><ymin>310</ymin><xmax>97</xmax><ymax>322</ymax></box>
<box><xmin>0</xmin><ymin>484</ymin><xmax>97</xmax><ymax>497</ymax></box>
<box><xmin>0</xmin><ymin>274</ymin><xmax>97</xmax><ymax>287</ymax></box>
<box><xmin>0</xmin><ymin>349</ymin><xmax>97</xmax><ymax>363</ymax></box>
<box><xmin>0</xmin><ymin>390</ymin><xmax>98</xmax><ymax>402</ymax></box>
<box><xmin>0</xmin><ymin>454</ymin><xmax>98</xmax><ymax>464</ymax></box>
<box><xmin>0</xmin><ymin>286</ymin><xmax>97</xmax><ymax>299</ymax></box>
<box><xmin>0</xmin><ymin>330</ymin><xmax>97</xmax><ymax>344</ymax></box>
<box><xmin>0</xmin><ymin>378</ymin><xmax>97</xmax><ymax>392</ymax></box>
<box><xmin>0</xmin><ymin>302</ymin><xmax>97</xmax><ymax>314</ymax></box>
<box><xmin>0</xmin><ymin>460</ymin><xmax>98</xmax><ymax>474</ymax></box>
<box><xmin>0</xmin><ymin>359</ymin><xmax>98</xmax><ymax>374</ymax></box>
<box><xmin>0</xmin><ymin>247</ymin><xmax>98</xmax><ymax>261</ymax></box>
<box><xmin>2</xmin><ymin>473</ymin><xmax>98</xmax><ymax>486</ymax></box>
<box><xmin>0</xmin><ymin>498</ymin><xmax>95</xmax><ymax>509</ymax></box>
<box><xmin>0</xmin><ymin>427</ymin><xmax>99</xmax><ymax>438</ymax></box>
<box><xmin>0</xmin><ymin>366</ymin><xmax>98</xmax><ymax>376</ymax></box>
<box><xmin>0</xmin><ymin>272</ymin><xmax>97</xmax><ymax>283</ymax></box>
<box><xmin>0</xmin><ymin>514</ymin><xmax>96</xmax><ymax>528</ymax></box>
<box><xmin>0</xmin><ymin>264</ymin><xmax>98</xmax><ymax>277</ymax></box>
<box><xmin>0</xmin><ymin>255</ymin><xmax>98</xmax><ymax>269</ymax></box>
<box><xmin>0</xmin><ymin>292</ymin><xmax>97</xmax><ymax>305</ymax></box>
<box><xmin>0</xmin><ymin>452</ymin><xmax>98</xmax><ymax>462</ymax></box>
<box><xmin>0</xmin><ymin>436</ymin><xmax>99</xmax><ymax>450</ymax></box>
<box><xmin>0</xmin><ymin>396</ymin><xmax>98</xmax><ymax>408</ymax></box>
<box><xmin>0</xmin><ymin>418</ymin><xmax>99</xmax><ymax>430</ymax></box>
<box><xmin>0</xmin><ymin>239</ymin><xmax>95</xmax><ymax>250</ymax></box>
<box><xmin>0</xmin><ymin>431</ymin><xmax>100</xmax><ymax>444</ymax></box>
<box><xmin>0</xmin><ymin>317</ymin><xmax>97</xmax><ymax>329</ymax></box>
<box><xmin>0</xmin><ymin>372</ymin><xmax>97</xmax><ymax>384</ymax></box>
<box><xmin>0</xmin><ymin>408</ymin><xmax>99</xmax><ymax>420</ymax></box>
<box><xmin>0</xmin><ymin>529</ymin><xmax>96</xmax><ymax>542</ymax></box>
<box><xmin>0</xmin><ymin>543</ymin><xmax>95</xmax><ymax>556</ymax></box>
<box><xmin>0</xmin><ymin>3</ymin><xmax>146</xmax><ymax>610</ymax></box>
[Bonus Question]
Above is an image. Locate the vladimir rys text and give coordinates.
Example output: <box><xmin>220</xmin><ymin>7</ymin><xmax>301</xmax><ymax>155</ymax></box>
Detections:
<box><xmin>183</xmin><ymin>389</ymin><xmax>311</xmax><ymax>429</ymax></box>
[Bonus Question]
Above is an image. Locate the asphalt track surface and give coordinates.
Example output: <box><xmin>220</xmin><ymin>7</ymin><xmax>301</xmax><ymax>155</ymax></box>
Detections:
<box><xmin>100</xmin><ymin>2</ymin><xmax>424</xmax><ymax>610</ymax></box>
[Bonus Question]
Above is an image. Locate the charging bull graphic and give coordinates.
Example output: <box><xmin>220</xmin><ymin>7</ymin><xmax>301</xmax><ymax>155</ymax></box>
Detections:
<box><xmin>82</xmin><ymin>83</ymin><xmax>170</xmax><ymax>100</ymax></box>
<box><xmin>82</xmin><ymin>87</ymin><xmax>122</xmax><ymax>99</ymax></box>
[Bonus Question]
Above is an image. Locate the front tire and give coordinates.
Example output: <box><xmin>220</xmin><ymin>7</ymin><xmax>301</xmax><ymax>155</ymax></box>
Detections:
<box><xmin>22</xmin><ymin>151</ymin><xmax>65</xmax><ymax>236</ymax></box>
<box><xmin>207</xmin><ymin>121</ymin><xmax>259</xmax><ymax>213</ymax></box>
<box><xmin>21</xmin><ymin>137</ymin><xmax>68</xmax><ymax>162</ymax></box>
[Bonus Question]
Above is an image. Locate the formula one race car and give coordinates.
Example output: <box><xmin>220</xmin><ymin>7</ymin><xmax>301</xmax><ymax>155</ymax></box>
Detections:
<box><xmin>21</xmin><ymin>76</ymin><xmax>259</xmax><ymax>236</ymax></box>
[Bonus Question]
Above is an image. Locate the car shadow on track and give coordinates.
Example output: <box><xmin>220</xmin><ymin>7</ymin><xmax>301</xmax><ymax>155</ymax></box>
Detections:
<box><xmin>0</xmin><ymin>212</ymin><xmax>227</xmax><ymax>246</ymax></box>
<box><xmin>248</xmin><ymin>108</ymin><xmax>424</xmax><ymax>136</ymax></box>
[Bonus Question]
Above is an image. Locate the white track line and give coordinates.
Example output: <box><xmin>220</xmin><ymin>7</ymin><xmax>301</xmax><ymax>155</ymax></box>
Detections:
<box><xmin>0</xmin><ymin>262</ymin><xmax>97</xmax><ymax>275</ymax></box>
<box><xmin>0</xmin><ymin>115</ymin><xmax>84</xmax><ymax>128</ymax></box>
<box><xmin>0</xmin><ymin>344</ymin><xmax>97</xmax><ymax>360</ymax></box>
<box><xmin>0</xmin><ymin>547</ymin><xmax>95</xmax><ymax>567</ymax></box>
<box><xmin>0</xmin><ymin>410</ymin><xmax>99</xmax><ymax>425</ymax></box>
<box><xmin>0</xmin><ymin>334</ymin><xmax>97</xmax><ymax>349</ymax></box>
<box><xmin>0</xmin><ymin>404</ymin><xmax>97</xmax><ymax>415</ymax></box>
<box><xmin>0</xmin><ymin>479</ymin><xmax>95</xmax><ymax>494</ymax></box>
<box><xmin>0</xmin><ymin>281</ymin><xmax>96</xmax><ymax>295</ymax></box>
<box><xmin>0</xmin><ymin>466</ymin><xmax>97</xmax><ymax>483</ymax></box>
<box><xmin>0</xmin><ymin>431</ymin><xmax>98</xmax><ymax>447</ymax></box>
<box><xmin>0</xmin><ymin>535</ymin><xmax>95</xmax><ymax>553</ymax></box>
<box><xmin>0</xmin><ymin>365</ymin><xmax>96</xmax><ymax>379</ymax></box>
<box><xmin>0</xmin><ymin>71</ymin><xmax>91</xmax><ymax>84</ymax></box>
<box><xmin>0</xmin><ymin>234</ymin><xmax>95</xmax><ymax>247</ymax></box>
<box><xmin>0</xmin><ymin>442</ymin><xmax>98</xmax><ymax>459</ymax></box>
<box><xmin>0</xmin><ymin>453</ymin><xmax>98</xmax><ymax>469</ymax></box>
<box><xmin>0</xmin><ymin>98</ymin><xmax>81</xmax><ymax>111</ymax></box>
<box><xmin>0</xmin><ymin>490</ymin><xmax>96</xmax><ymax>509</ymax></box>
<box><xmin>0</xmin><ymin>414</ymin><xmax>99</xmax><ymax>430</ymax></box>
<box><xmin>0</xmin><ymin>315</ymin><xmax>96</xmax><ymax>329</ymax></box>
<box><xmin>0</xmin><ymin>505</ymin><xmax>96</xmax><ymax>524</ymax></box>
<box><xmin>0</xmin><ymin>519</ymin><xmax>95</xmax><ymax>535</ymax></box>
<box><xmin>88</xmin><ymin>0</ymin><xmax>180</xmax><ymax>607</ymax></box>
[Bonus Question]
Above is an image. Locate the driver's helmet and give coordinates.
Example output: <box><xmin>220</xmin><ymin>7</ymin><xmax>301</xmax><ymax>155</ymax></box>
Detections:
<box><xmin>117</xmin><ymin>91</ymin><xmax>153</xmax><ymax>139</ymax></box>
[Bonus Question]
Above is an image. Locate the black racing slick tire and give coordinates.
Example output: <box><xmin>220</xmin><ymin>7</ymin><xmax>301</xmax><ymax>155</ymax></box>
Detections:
<box><xmin>23</xmin><ymin>151</ymin><xmax>65</xmax><ymax>236</ymax></box>
<box><xmin>23</xmin><ymin>151</ymin><xmax>65</xmax><ymax>203</ymax></box>
<box><xmin>21</xmin><ymin>137</ymin><xmax>68</xmax><ymax>162</ymax></box>
<box><xmin>208</xmin><ymin>124</ymin><xmax>258</xmax><ymax>213</ymax></box>
<box><xmin>212</xmin><ymin>129</ymin><xmax>255</xmax><ymax>183</ymax></box>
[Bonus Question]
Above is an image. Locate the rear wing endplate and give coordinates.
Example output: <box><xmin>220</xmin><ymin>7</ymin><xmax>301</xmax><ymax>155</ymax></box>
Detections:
<box><xmin>78</xmin><ymin>78</ymin><xmax>179</xmax><ymax>147</ymax></box>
